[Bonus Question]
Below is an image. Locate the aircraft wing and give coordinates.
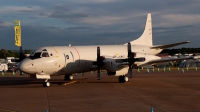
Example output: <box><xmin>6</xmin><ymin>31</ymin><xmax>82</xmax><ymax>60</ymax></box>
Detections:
<box><xmin>139</xmin><ymin>56</ymin><xmax>194</xmax><ymax>66</ymax></box>
<box><xmin>151</xmin><ymin>41</ymin><xmax>190</xmax><ymax>49</ymax></box>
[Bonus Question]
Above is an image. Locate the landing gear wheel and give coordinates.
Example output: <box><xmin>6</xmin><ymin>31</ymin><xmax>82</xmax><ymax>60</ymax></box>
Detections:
<box><xmin>118</xmin><ymin>76</ymin><xmax>129</xmax><ymax>83</ymax></box>
<box><xmin>69</xmin><ymin>75</ymin><xmax>73</xmax><ymax>80</ymax></box>
<box><xmin>64</xmin><ymin>74</ymin><xmax>73</xmax><ymax>81</ymax></box>
<box><xmin>46</xmin><ymin>82</ymin><xmax>50</xmax><ymax>87</ymax></box>
<box><xmin>43</xmin><ymin>82</ymin><xmax>50</xmax><ymax>87</ymax></box>
<box><xmin>124</xmin><ymin>76</ymin><xmax>129</xmax><ymax>82</ymax></box>
<box><xmin>118</xmin><ymin>76</ymin><xmax>125</xmax><ymax>83</ymax></box>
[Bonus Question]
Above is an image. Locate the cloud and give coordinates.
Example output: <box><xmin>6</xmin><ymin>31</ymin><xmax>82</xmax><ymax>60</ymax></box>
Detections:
<box><xmin>49</xmin><ymin>11</ymin><xmax>91</xmax><ymax>19</ymax></box>
<box><xmin>29</xmin><ymin>17</ymin><xmax>37</xmax><ymax>19</ymax></box>
<box><xmin>152</xmin><ymin>25</ymin><xmax>200</xmax><ymax>48</ymax></box>
<box><xmin>27</xmin><ymin>6</ymin><xmax>33</xmax><ymax>8</ymax></box>
<box><xmin>20</xmin><ymin>10</ymin><xmax>36</xmax><ymax>13</ymax></box>
<box><xmin>162</xmin><ymin>14</ymin><xmax>200</xmax><ymax>24</ymax></box>
<box><xmin>0</xmin><ymin>21</ymin><xmax>199</xmax><ymax>50</ymax></box>
<box><xmin>45</xmin><ymin>4</ymin><xmax>92</xmax><ymax>19</ymax></box>
<box><xmin>0</xmin><ymin>0</ymin><xmax>200</xmax><ymax>50</ymax></box>
<box><xmin>38</xmin><ymin>13</ymin><xmax>48</xmax><ymax>17</ymax></box>
<box><xmin>0</xmin><ymin>6</ymin><xmax>41</xmax><ymax>14</ymax></box>
<box><xmin>150</xmin><ymin>14</ymin><xmax>200</xmax><ymax>28</ymax></box>
<box><xmin>81</xmin><ymin>16</ymin><xmax>123</xmax><ymax>25</ymax></box>
<box><xmin>79</xmin><ymin>13</ymin><xmax>146</xmax><ymax>26</ymax></box>
<box><xmin>54</xmin><ymin>5</ymin><xmax>69</xmax><ymax>11</ymax></box>
<box><xmin>0</xmin><ymin>21</ymin><xmax>12</xmax><ymax>27</ymax></box>
<box><xmin>71</xmin><ymin>0</ymin><xmax>121</xmax><ymax>4</ymax></box>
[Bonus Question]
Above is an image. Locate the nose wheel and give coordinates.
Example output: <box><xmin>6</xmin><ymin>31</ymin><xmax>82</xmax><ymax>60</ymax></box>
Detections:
<box><xmin>43</xmin><ymin>79</ymin><xmax>50</xmax><ymax>87</ymax></box>
<box><xmin>64</xmin><ymin>74</ymin><xmax>73</xmax><ymax>81</ymax></box>
<box><xmin>118</xmin><ymin>76</ymin><xmax>129</xmax><ymax>83</ymax></box>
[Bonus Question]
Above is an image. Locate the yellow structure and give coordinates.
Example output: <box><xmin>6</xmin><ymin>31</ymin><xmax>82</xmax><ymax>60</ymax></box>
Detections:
<box><xmin>14</xmin><ymin>20</ymin><xmax>21</xmax><ymax>47</ymax></box>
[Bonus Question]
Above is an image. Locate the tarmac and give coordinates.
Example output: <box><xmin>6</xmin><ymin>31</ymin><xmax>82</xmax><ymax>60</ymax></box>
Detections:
<box><xmin>0</xmin><ymin>69</ymin><xmax>200</xmax><ymax>112</ymax></box>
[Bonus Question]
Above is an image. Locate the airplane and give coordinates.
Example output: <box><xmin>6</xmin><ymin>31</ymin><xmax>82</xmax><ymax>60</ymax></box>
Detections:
<box><xmin>18</xmin><ymin>13</ymin><xmax>193</xmax><ymax>87</ymax></box>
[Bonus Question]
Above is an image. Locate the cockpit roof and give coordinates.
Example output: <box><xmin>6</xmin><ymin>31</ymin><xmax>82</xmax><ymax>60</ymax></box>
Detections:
<box><xmin>29</xmin><ymin>49</ymin><xmax>50</xmax><ymax>60</ymax></box>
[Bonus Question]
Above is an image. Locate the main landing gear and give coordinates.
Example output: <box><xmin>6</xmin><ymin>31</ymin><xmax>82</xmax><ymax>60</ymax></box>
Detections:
<box><xmin>43</xmin><ymin>79</ymin><xmax>50</xmax><ymax>87</ymax></box>
<box><xmin>118</xmin><ymin>76</ymin><xmax>129</xmax><ymax>83</ymax></box>
<box><xmin>64</xmin><ymin>74</ymin><xmax>73</xmax><ymax>81</ymax></box>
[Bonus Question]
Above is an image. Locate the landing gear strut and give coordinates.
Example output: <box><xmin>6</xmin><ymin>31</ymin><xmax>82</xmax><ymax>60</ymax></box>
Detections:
<box><xmin>43</xmin><ymin>79</ymin><xmax>50</xmax><ymax>87</ymax></box>
<box><xmin>64</xmin><ymin>74</ymin><xmax>73</xmax><ymax>81</ymax></box>
<box><xmin>118</xmin><ymin>76</ymin><xmax>129</xmax><ymax>83</ymax></box>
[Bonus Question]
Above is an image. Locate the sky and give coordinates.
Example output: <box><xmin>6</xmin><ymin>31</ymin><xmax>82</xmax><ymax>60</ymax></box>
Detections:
<box><xmin>0</xmin><ymin>0</ymin><xmax>200</xmax><ymax>50</ymax></box>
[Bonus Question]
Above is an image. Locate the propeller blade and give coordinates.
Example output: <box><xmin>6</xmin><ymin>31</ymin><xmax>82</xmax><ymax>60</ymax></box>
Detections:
<box><xmin>97</xmin><ymin>67</ymin><xmax>101</xmax><ymax>80</ymax></box>
<box><xmin>97</xmin><ymin>46</ymin><xmax>100</xmax><ymax>60</ymax></box>
<box><xmin>129</xmin><ymin>65</ymin><xmax>133</xmax><ymax>78</ymax></box>
<box><xmin>97</xmin><ymin>46</ymin><xmax>101</xmax><ymax>80</ymax></box>
<box><xmin>128</xmin><ymin>43</ymin><xmax>131</xmax><ymax>57</ymax></box>
<box><xmin>127</xmin><ymin>43</ymin><xmax>134</xmax><ymax>78</ymax></box>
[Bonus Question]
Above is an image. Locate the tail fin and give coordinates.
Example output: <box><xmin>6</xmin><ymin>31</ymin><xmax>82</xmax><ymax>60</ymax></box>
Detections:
<box><xmin>125</xmin><ymin>13</ymin><xmax>153</xmax><ymax>46</ymax></box>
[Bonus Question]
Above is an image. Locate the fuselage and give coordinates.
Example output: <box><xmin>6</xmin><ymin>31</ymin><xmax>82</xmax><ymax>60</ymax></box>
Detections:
<box><xmin>18</xmin><ymin>45</ymin><xmax>162</xmax><ymax>76</ymax></box>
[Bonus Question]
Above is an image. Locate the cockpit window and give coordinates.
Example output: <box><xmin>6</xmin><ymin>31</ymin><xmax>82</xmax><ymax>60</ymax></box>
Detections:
<box><xmin>42</xmin><ymin>52</ymin><xmax>49</xmax><ymax>57</ymax></box>
<box><xmin>30</xmin><ymin>50</ymin><xmax>36</xmax><ymax>56</ymax></box>
<box><xmin>28</xmin><ymin>49</ymin><xmax>50</xmax><ymax>60</ymax></box>
<box><xmin>29</xmin><ymin>52</ymin><xmax>42</xmax><ymax>59</ymax></box>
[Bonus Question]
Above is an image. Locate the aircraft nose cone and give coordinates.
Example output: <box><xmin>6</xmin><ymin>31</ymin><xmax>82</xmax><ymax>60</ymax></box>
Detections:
<box><xmin>18</xmin><ymin>59</ymin><xmax>36</xmax><ymax>74</ymax></box>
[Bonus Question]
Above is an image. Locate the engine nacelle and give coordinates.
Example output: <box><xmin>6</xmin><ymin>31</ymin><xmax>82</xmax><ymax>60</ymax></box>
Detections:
<box><xmin>104</xmin><ymin>58</ymin><xmax>118</xmax><ymax>72</ymax></box>
<box><xmin>106</xmin><ymin>67</ymin><xmax>129</xmax><ymax>76</ymax></box>
<box><xmin>103</xmin><ymin>57</ymin><xmax>129</xmax><ymax>76</ymax></box>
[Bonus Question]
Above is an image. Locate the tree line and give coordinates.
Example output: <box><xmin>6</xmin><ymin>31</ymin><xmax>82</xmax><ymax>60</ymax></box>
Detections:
<box><xmin>0</xmin><ymin>49</ymin><xmax>32</xmax><ymax>59</ymax></box>
<box><xmin>161</xmin><ymin>48</ymin><xmax>200</xmax><ymax>55</ymax></box>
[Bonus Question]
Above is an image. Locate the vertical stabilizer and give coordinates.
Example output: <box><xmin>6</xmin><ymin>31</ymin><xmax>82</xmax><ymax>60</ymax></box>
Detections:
<box><xmin>125</xmin><ymin>13</ymin><xmax>153</xmax><ymax>46</ymax></box>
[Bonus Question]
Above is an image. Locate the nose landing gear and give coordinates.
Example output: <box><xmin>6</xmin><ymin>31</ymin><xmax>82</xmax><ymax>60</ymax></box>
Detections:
<box><xmin>64</xmin><ymin>74</ymin><xmax>73</xmax><ymax>81</ymax></box>
<box><xmin>118</xmin><ymin>75</ymin><xmax>129</xmax><ymax>83</ymax></box>
<box><xmin>43</xmin><ymin>79</ymin><xmax>50</xmax><ymax>87</ymax></box>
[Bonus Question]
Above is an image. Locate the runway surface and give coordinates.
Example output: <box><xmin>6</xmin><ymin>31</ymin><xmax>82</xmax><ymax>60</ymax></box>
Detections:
<box><xmin>0</xmin><ymin>70</ymin><xmax>200</xmax><ymax>112</ymax></box>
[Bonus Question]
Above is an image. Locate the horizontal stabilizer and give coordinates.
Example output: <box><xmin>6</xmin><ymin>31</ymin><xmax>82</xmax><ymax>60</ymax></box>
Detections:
<box><xmin>151</xmin><ymin>41</ymin><xmax>190</xmax><ymax>49</ymax></box>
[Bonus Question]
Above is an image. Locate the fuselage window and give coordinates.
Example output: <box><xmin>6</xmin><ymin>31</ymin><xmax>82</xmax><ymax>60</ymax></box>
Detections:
<box><xmin>42</xmin><ymin>52</ymin><xmax>49</xmax><ymax>57</ymax></box>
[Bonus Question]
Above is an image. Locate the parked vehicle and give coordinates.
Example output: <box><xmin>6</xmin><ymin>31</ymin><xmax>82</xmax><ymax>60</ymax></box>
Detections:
<box><xmin>0</xmin><ymin>63</ymin><xmax>8</xmax><ymax>72</ymax></box>
<box><xmin>7</xmin><ymin>63</ymin><xmax>18</xmax><ymax>72</ymax></box>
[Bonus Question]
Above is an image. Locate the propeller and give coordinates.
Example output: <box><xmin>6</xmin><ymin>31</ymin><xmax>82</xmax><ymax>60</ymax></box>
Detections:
<box><xmin>93</xmin><ymin>46</ymin><xmax>104</xmax><ymax>80</ymax></box>
<box><xmin>127</xmin><ymin>43</ymin><xmax>133</xmax><ymax>78</ymax></box>
<box><xmin>126</xmin><ymin>43</ymin><xmax>145</xmax><ymax>78</ymax></box>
